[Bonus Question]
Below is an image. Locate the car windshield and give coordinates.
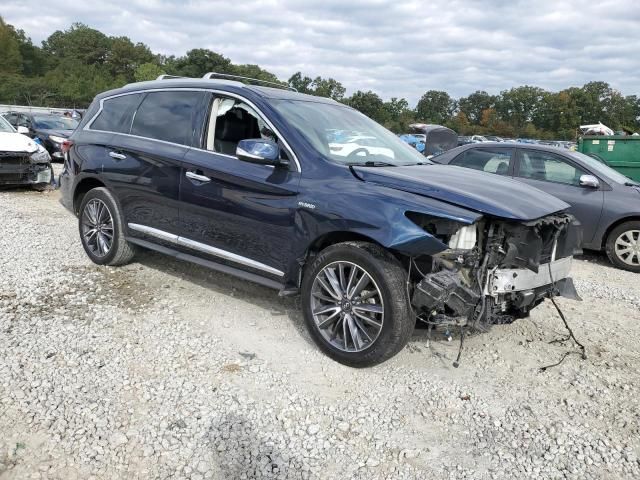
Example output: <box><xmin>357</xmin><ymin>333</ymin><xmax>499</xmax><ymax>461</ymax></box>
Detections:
<box><xmin>33</xmin><ymin>115</ymin><xmax>79</xmax><ymax>130</ymax></box>
<box><xmin>0</xmin><ymin>116</ymin><xmax>15</xmax><ymax>133</ymax></box>
<box><xmin>569</xmin><ymin>151</ymin><xmax>635</xmax><ymax>184</ymax></box>
<box><xmin>272</xmin><ymin>100</ymin><xmax>431</xmax><ymax>166</ymax></box>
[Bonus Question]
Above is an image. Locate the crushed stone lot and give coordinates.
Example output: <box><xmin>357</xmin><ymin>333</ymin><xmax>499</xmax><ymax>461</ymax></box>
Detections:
<box><xmin>1</xmin><ymin>179</ymin><xmax>639</xmax><ymax>479</ymax></box>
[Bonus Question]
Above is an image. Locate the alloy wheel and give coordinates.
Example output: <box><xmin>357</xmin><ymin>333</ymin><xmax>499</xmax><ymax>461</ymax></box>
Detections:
<box><xmin>614</xmin><ymin>229</ymin><xmax>640</xmax><ymax>267</ymax></box>
<box><xmin>310</xmin><ymin>261</ymin><xmax>384</xmax><ymax>353</ymax></box>
<box><xmin>81</xmin><ymin>199</ymin><xmax>114</xmax><ymax>257</ymax></box>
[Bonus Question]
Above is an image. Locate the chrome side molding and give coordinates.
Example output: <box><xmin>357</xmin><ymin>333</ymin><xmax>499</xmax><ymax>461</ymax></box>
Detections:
<box><xmin>128</xmin><ymin>223</ymin><xmax>284</xmax><ymax>277</ymax></box>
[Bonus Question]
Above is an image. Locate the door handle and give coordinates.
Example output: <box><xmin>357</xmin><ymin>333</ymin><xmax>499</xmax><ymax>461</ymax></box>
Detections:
<box><xmin>186</xmin><ymin>171</ymin><xmax>211</xmax><ymax>183</ymax></box>
<box><xmin>109</xmin><ymin>151</ymin><xmax>126</xmax><ymax>160</ymax></box>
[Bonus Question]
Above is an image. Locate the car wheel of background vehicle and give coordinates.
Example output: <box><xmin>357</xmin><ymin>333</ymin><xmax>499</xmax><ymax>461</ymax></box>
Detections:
<box><xmin>78</xmin><ymin>187</ymin><xmax>136</xmax><ymax>266</ymax></box>
<box><xmin>301</xmin><ymin>241</ymin><xmax>414</xmax><ymax>367</ymax></box>
<box><xmin>605</xmin><ymin>221</ymin><xmax>640</xmax><ymax>273</ymax></box>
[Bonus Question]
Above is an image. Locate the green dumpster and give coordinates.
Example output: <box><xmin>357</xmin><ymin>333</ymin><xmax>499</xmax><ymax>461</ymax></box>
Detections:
<box><xmin>578</xmin><ymin>135</ymin><xmax>640</xmax><ymax>182</ymax></box>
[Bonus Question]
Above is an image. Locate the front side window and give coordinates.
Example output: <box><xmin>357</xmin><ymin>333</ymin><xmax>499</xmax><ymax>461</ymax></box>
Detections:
<box><xmin>517</xmin><ymin>150</ymin><xmax>585</xmax><ymax>185</ymax></box>
<box><xmin>91</xmin><ymin>94</ymin><xmax>143</xmax><ymax>133</ymax></box>
<box><xmin>272</xmin><ymin>99</ymin><xmax>429</xmax><ymax>166</ymax></box>
<box><xmin>451</xmin><ymin>148</ymin><xmax>513</xmax><ymax>175</ymax></box>
<box><xmin>131</xmin><ymin>91</ymin><xmax>204</xmax><ymax>145</ymax></box>
<box><xmin>205</xmin><ymin>96</ymin><xmax>286</xmax><ymax>159</ymax></box>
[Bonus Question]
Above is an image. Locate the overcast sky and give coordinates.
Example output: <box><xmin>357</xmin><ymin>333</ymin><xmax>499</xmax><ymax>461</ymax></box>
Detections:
<box><xmin>3</xmin><ymin>0</ymin><xmax>639</xmax><ymax>104</ymax></box>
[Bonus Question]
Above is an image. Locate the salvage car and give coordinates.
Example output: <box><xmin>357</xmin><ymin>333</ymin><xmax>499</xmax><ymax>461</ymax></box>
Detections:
<box><xmin>59</xmin><ymin>74</ymin><xmax>581</xmax><ymax>367</ymax></box>
<box><xmin>434</xmin><ymin>143</ymin><xmax>640</xmax><ymax>272</ymax></box>
<box><xmin>0</xmin><ymin>115</ymin><xmax>53</xmax><ymax>190</ymax></box>
<box><xmin>3</xmin><ymin>112</ymin><xmax>78</xmax><ymax>161</ymax></box>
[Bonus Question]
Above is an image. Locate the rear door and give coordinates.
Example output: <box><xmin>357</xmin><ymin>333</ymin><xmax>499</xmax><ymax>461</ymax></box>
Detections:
<box><xmin>514</xmin><ymin>148</ymin><xmax>604</xmax><ymax>243</ymax></box>
<box><xmin>179</xmin><ymin>93</ymin><xmax>301</xmax><ymax>277</ymax></box>
<box><xmin>93</xmin><ymin>90</ymin><xmax>206</xmax><ymax>240</ymax></box>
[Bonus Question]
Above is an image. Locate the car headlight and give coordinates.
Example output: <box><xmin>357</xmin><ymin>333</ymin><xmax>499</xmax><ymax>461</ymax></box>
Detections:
<box><xmin>49</xmin><ymin>135</ymin><xmax>66</xmax><ymax>144</ymax></box>
<box><xmin>30</xmin><ymin>145</ymin><xmax>51</xmax><ymax>164</ymax></box>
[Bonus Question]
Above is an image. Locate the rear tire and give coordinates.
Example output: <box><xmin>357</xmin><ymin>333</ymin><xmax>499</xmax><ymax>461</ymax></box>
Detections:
<box><xmin>301</xmin><ymin>242</ymin><xmax>413</xmax><ymax>367</ymax></box>
<box><xmin>78</xmin><ymin>187</ymin><xmax>136</xmax><ymax>266</ymax></box>
<box><xmin>605</xmin><ymin>221</ymin><xmax>640</xmax><ymax>273</ymax></box>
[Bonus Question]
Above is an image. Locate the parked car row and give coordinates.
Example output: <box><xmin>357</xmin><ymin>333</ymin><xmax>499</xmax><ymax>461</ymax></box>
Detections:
<box><xmin>2</xmin><ymin>111</ymin><xmax>78</xmax><ymax>161</ymax></box>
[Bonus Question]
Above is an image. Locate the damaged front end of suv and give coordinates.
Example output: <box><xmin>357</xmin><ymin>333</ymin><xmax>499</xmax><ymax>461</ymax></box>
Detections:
<box><xmin>407</xmin><ymin>212</ymin><xmax>582</xmax><ymax>331</ymax></box>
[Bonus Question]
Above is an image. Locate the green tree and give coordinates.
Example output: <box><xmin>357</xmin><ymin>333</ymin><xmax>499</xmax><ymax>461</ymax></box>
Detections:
<box><xmin>344</xmin><ymin>90</ymin><xmax>386</xmax><ymax>123</ymax></box>
<box><xmin>495</xmin><ymin>86</ymin><xmax>547</xmax><ymax>132</ymax></box>
<box><xmin>107</xmin><ymin>36</ymin><xmax>154</xmax><ymax>80</ymax></box>
<box><xmin>0</xmin><ymin>17</ymin><xmax>23</xmax><ymax>74</ymax></box>
<box><xmin>43</xmin><ymin>23</ymin><xmax>110</xmax><ymax>65</ymax></box>
<box><xmin>287</xmin><ymin>72</ymin><xmax>345</xmax><ymax>100</ymax></box>
<box><xmin>134</xmin><ymin>63</ymin><xmax>165</xmax><ymax>82</ymax></box>
<box><xmin>415</xmin><ymin>90</ymin><xmax>455</xmax><ymax>124</ymax></box>
<box><xmin>458</xmin><ymin>90</ymin><xmax>496</xmax><ymax>124</ymax></box>
<box><xmin>169</xmin><ymin>48</ymin><xmax>232</xmax><ymax>78</ymax></box>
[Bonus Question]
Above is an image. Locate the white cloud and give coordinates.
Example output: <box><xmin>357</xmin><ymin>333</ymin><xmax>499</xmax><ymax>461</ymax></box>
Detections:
<box><xmin>2</xmin><ymin>0</ymin><xmax>639</xmax><ymax>104</ymax></box>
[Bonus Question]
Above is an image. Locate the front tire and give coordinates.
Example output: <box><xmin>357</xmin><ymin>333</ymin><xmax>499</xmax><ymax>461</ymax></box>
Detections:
<box><xmin>301</xmin><ymin>242</ymin><xmax>413</xmax><ymax>367</ymax></box>
<box><xmin>605</xmin><ymin>221</ymin><xmax>640</xmax><ymax>273</ymax></box>
<box><xmin>78</xmin><ymin>187</ymin><xmax>136</xmax><ymax>266</ymax></box>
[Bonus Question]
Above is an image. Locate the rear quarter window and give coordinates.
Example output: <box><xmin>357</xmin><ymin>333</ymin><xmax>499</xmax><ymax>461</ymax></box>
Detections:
<box><xmin>90</xmin><ymin>93</ymin><xmax>143</xmax><ymax>134</ymax></box>
<box><xmin>131</xmin><ymin>91</ymin><xmax>204</xmax><ymax>145</ymax></box>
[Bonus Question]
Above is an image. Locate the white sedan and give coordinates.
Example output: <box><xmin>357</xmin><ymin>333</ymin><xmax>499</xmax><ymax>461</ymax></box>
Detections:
<box><xmin>0</xmin><ymin>116</ymin><xmax>52</xmax><ymax>190</ymax></box>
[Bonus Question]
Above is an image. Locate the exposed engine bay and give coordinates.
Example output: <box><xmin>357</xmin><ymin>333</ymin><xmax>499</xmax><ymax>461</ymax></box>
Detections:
<box><xmin>408</xmin><ymin>213</ymin><xmax>582</xmax><ymax>330</ymax></box>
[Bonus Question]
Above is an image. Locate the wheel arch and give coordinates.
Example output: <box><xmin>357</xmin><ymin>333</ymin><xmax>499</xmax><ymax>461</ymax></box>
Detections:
<box><xmin>73</xmin><ymin>177</ymin><xmax>106</xmax><ymax>215</ymax></box>
<box><xmin>601</xmin><ymin>215</ymin><xmax>640</xmax><ymax>249</ymax></box>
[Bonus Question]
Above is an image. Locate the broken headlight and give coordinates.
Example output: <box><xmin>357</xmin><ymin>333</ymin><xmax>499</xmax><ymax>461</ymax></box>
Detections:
<box><xmin>447</xmin><ymin>224</ymin><xmax>477</xmax><ymax>250</ymax></box>
<box><xmin>30</xmin><ymin>145</ymin><xmax>51</xmax><ymax>164</ymax></box>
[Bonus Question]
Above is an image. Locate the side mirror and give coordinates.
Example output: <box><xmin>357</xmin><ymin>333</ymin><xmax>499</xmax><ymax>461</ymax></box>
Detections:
<box><xmin>17</xmin><ymin>126</ymin><xmax>29</xmax><ymax>135</ymax></box>
<box><xmin>579</xmin><ymin>174</ymin><xmax>600</xmax><ymax>188</ymax></box>
<box><xmin>236</xmin><ymin>139</ymin><xmax>286</xmax><ymax>167</ymax></box>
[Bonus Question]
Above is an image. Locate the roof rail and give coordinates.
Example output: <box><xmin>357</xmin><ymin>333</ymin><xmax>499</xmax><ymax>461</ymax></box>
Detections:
<box><xmin>156</xmin><ymin>74</ymin><xmax>185</xmax><ymax>80</ymax></box>
<box><xmin>202</xmin><ymin>72</ymin><xmax>297</xmax><ymax>92</ymax></box>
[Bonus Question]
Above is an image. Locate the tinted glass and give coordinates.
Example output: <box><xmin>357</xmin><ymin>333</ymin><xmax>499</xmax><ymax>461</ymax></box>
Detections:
<box><xmin>91</xmin><ymin>94</ymin><xmax>142</xmax><ymax>133</ymax></box>
<box><xmin>518</xmin><ymin>150</ymin><xmax>585</xmax><ymax>185</ymax></box>
<box><xmin>451</xmin><ymin>148</ymin><xmax>513</xmax><ymax>175</ymax></box>
<box><xmin>4</xmin><ymin>113</ymin><xmax>18</xmax><ymax>126</ymax></box>
<box><xmin>131</xmin><ymin>91</ymin><xmax>204</xmax><ymax>145</ymax></box>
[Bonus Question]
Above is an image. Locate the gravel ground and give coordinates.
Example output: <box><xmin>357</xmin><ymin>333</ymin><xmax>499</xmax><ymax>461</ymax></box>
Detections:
<box><xmin>1</xmin><ymin>172</ymin><xmax>639</xmax><ymax>479</ymax></box>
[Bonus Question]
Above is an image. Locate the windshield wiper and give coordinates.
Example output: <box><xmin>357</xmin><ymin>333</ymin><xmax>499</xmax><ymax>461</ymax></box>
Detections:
<box><xmin>348</xmin><ymin>161</ymin><xmax>397</xmax><ymax>167</ymax></box>
<box><xmin>624</xmin><ymin>181</ymin><xmax>639</xmax><ymax>187</ymax></box>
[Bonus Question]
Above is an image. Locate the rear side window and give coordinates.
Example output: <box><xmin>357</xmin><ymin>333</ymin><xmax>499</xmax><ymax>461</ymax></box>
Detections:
<box><xmin>451</xmin><ymin>148</ymin><xmax>513</xmax><ymax>175</ymax></box>
<box><xmin>131</xmin><ymin>91</ymin><xmax>204</xmax><ymax>145</ymax></box>
<box><xmin>91</xmin><ymin>94</ymin><xmax>143</xmax><ymax>133</ymax></box>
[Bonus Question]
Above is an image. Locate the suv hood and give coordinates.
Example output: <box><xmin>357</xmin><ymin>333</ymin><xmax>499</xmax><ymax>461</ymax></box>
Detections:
<box><xmin>354</xmin><ymin>164</ymin><xmax>570</xmax><ymax>221</ymax></box>
<box><xmin>0</xmin><ymin>132</ymin><xmax>38</xmax><ymax>153</ymax></box>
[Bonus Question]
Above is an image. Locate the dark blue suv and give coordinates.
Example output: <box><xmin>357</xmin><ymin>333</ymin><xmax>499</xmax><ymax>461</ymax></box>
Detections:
<box><xmin>60</xmin><ymin>73</ymin><xmax>581</xmax><ymax>367</ymax></box>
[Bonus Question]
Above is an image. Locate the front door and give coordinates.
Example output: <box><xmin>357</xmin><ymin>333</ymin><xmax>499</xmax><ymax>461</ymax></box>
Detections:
<box><xmin>179</xmin><ymin>94</ymin><xmax>301</xmax><ymax>278</ymax></box>
<box><xmin>514</xmin><ymin>148</ymin><xmax>605</xmax><ymax>244</ymax></box>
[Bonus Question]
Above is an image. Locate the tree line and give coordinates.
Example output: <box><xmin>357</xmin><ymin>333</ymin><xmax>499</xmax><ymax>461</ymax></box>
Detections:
<box><xmin>1</xmin><ymin>18</ymin><xmax>638</xmax><ymax>140</ymax></box>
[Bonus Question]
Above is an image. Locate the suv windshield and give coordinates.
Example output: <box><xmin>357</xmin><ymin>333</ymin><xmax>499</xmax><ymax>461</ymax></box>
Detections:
<box><xmin>0</xmin><ymin>116</ymin><xmax>15</xmax><ymax>133</ymax></box>
<box><xmin>33</xmin><ymin>115</ymin><xmax>79</xmax><ymax>130</ymax></box>
<box><xmin>273</xmin><ymin>100</ymin><xmax>430</xmax><ymax>166</ymax></box>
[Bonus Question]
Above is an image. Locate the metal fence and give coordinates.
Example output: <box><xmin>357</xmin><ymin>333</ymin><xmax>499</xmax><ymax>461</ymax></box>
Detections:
<box><xmin>0</xmin><ymin>104</ymin><xmax>78</xmax><ymax>116</ymax></box>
